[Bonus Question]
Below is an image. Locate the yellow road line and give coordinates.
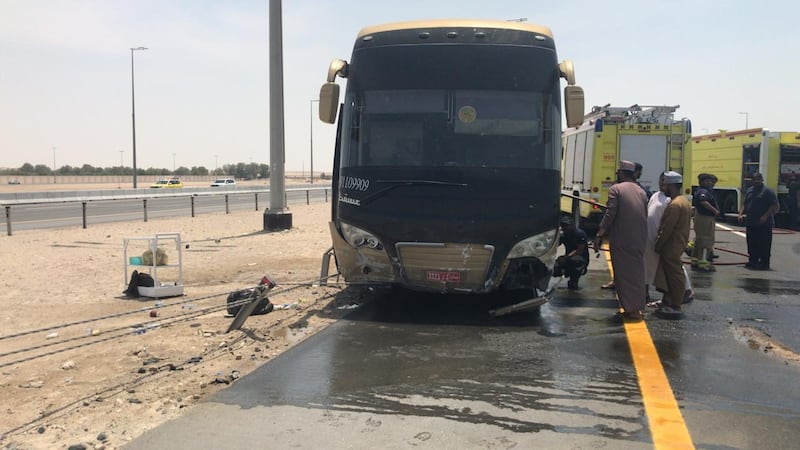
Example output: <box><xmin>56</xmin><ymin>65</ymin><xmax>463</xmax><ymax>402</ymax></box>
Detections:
<box><xmin>602</xmin><ymin>248</ymin><xmax>695</xmax><ymax>449</ymax></box>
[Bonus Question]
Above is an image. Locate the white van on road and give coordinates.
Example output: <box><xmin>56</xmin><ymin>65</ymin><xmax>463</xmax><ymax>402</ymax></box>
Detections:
<box><xmin>210</xmin><ymin>178</ymin><xmax>236</xmax><ymax>187</ymax></box>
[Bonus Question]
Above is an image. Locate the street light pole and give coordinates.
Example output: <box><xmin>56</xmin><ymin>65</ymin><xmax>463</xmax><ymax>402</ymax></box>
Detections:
<box><xmin>119</xmin><ymin>150</ymin><xmax>124</xmax><ymax>167</ymax></box>
<box><xmin>264</xmin><ymin>0</ymin><xmax>292</xmax><ymax>230</ymax></box>
<box><xmin>738</xmin><ymin>111</ymin><xmax>749</xmax><ymax>129</ymax></box>
<box><xmin>172</xmin><ymin>153</ymin><xmax>176</xmax><ymax>172</ymax></box>
<box><xmin>52</xmin><ymin>146</ymin><xmax>56</xmax><ymax>184</ymax></box>
<box><xmin>310</xmin><ymin>99</ymin><xmax>319</xmax><ymax>184</ymax></box>
<box><xmin>214</xmin><ymin>154</ymin><xmax>219</xmax><ymax>175</ymax></box>
<box><xmin>130</xmin><ymin>46</ymin><xmax>148</xmax><ymax>188</ymax></box>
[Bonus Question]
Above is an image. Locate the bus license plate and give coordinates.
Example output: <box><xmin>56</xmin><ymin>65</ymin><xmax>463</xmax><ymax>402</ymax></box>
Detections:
<box><xmin>426</xmin><ymin>271</ymin><xmax>461</xmax><ymax>283</ymax></box>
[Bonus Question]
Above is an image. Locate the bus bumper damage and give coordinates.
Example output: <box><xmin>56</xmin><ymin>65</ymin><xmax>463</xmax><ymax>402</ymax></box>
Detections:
<box><xmin>328</xmin><ymin>222</ymin><xmax>558</xmax><ymax>295</ymax></box>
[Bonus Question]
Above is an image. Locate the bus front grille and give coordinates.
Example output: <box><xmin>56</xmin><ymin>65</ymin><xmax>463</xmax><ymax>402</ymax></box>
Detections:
<box><xmin>395</xmin><ymin>242</ymin><xmax>494</xmax><ymax>291</ymax></box>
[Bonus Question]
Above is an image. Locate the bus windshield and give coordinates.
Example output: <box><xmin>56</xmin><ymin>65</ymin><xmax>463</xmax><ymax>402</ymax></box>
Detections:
<box><xmin>341</xmin><ymin>89</ymin><xmax>554</xmax><ymax>169</ymax></box>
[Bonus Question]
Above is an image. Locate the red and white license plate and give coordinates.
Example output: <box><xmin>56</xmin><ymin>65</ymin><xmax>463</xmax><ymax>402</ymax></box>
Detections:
<box><xmin>426</xmin><ymin>271</ymin><xmax>462</xmax><ymax>283</ymax></box>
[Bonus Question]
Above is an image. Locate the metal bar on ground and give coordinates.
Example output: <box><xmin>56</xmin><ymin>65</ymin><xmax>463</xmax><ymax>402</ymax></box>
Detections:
<box><xmin>226</xmin><ymin>276</ymin><xmax>276</xmax><ymax>333</ymax></box>
<box><xmin>488</xmin><ymin>297</ymin><xmax>548</xmax><ymax>317</ymax></box>
<box><xmin>82</xmin><ymin>202</ymin><xmax>87</xmax><ymax>229</ymax></box>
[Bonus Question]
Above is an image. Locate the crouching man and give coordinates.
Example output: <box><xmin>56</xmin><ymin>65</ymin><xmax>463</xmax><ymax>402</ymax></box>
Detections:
<box><xmin>553</xmin><ymin>216</ymin><xmax>589</xmax><ymax>290</ymax></box>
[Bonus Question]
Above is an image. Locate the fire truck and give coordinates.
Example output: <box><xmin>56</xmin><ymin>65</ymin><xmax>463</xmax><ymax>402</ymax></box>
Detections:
<box><xmin>689</xmin><ymin>129</ymin><xmax>800</xmax><ymax>219</ymax></box>
<box><xmin>561</xmin><ymin>104</ymin><xmax>693</xmax><ymax>226</ymax></box>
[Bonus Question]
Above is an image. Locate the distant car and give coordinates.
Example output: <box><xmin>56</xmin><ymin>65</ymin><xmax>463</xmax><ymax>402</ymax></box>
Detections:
<box><xmin>7</xmin><ymin>180</ymin><xmax>21</xmax><ymax>185</ymax></box>
<box><xmin>150</xmin><ymin>178</ymin><xmax>183</xmax><ymax>188</ymax></box>
<box><xmin>210</xmin><ymin>178</ymin><xmax>236</xmax><ymax>187</ymax></box>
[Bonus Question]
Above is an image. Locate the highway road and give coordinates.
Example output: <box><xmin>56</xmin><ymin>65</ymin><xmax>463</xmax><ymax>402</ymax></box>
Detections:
<box><xmin>1</xmin><ymin>187</ymin><xmax>331</xmax><ymax>233</ymax></box>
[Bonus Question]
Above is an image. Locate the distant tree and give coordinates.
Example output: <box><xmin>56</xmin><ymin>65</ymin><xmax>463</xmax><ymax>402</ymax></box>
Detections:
<box><xmin>2</xmin><ymin>160</ymin><xmax>264</xmax><ymax>178</ymax></box>
<box><xmin>221</xmin><ymin>163</ymin><xmax>240</xmax><ymax>178</ymax></box>
<box><xmin>19</xmin><ymin>163</ymin><xmax>35</xmax><ymax>175</ymax></box>
<box><xmin>190</xmin><ymin>166</ymin><xmax>209</xmax><ymax>176</ymax></box>
<box><xmin>109</xmin><ymin>166</ymin><xmax>127</xmax><ymax>176</ymax></box>
<box><xmin>173</xmin><ymin>166</ymin><xmax>191</xmax><ymax>176</ymax></box>
<box><xmin>247</xmin><ymin>162</ymin><xmax>260</xmax><ymax>180</ymax></box>
<box><xmin>33</xmin><ymin>164</ymin><xmax>53</xmax><ymax>175</ymax></box>
<box><xmin>83</xmin><ymin>164</ymin><xmax>99</xmax><ymax>175</ymax></box>
<box><xmin>57</xmin><ymin>165</ymin><xmax>74</xmax><ymax>175</ymax></box>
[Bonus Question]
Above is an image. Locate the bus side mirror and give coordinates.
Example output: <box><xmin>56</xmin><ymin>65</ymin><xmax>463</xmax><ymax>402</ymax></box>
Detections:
<box><xmin>559</xmin><ymin>60</ymin><xmax>576</xmax><ymax>86</ymax></box>
<box><xmin>564</xmin><ymin>85</ymin><xmax>585</xmax><ymax>128</ymax></box>
<box><xmin>319</xmin><ymin>82</ymin><xmax>340</xmax><ymax>124</ymax></box>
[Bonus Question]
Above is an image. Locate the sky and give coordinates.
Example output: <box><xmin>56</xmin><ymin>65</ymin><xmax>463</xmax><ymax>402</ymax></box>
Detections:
<box><xmin>1</xmin><ymin>0</ymin><xmax>799</xmax><ymax>173</ymax></box>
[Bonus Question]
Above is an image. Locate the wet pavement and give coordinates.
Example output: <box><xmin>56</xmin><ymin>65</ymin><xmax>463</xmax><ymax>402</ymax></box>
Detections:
<box><xmin>127</xmin><ymin>224</ymin><xmax>800</xmax><ymax>449</ymax></box>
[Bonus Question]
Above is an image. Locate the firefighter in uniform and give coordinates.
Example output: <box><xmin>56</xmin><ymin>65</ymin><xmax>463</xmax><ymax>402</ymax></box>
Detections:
<box><xmin>553</xmin><ymin>216</ymin><xmax>589</xmax><ymax>290</ymax></box>
<box><xmin>691</xmin><ymin>173</ymin><xmax>720</xmax><ymax>271</ymax></box>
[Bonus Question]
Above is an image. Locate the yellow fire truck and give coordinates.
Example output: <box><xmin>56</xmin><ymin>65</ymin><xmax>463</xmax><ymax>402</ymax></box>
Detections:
<box><xmin>689</xmin><ymin>129</ymin><xmax>800</xmax><ymax>218</ymax></box>
<box><xmin>561</xmin><ymin>104</ymin><xmax>693</xmax><ymax>225</ymax></box>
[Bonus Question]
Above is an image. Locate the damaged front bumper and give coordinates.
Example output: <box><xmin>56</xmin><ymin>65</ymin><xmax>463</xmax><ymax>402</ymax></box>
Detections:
<box><xmin>328</xmin><ymin>222</ymin><xmax>558</xmax><ymax>294</ymax></box>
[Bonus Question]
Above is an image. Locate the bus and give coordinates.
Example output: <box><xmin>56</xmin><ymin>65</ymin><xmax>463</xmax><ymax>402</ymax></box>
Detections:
<box><xmin>318</xmin><ymin>19</ymin><xmax>584</xmax><ymax>296</ymax></box>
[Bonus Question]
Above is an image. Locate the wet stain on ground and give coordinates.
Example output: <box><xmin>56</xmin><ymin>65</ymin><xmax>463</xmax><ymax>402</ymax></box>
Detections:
<box><xmin>323</xmin><ymin>373</ymin><xmax>645</xmax><ymax>440</ymax></box>
<box><xmin>738</xmin><ymin>278</ymin><xmax>800</xmax><ymax>296</ymax></box>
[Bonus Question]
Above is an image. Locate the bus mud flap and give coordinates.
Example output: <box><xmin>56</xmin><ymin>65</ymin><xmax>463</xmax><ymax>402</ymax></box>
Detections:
<box><xmin>319</xmin><ymin>247</ymin><xmax>335</xmax><ymax>286</ymax></box>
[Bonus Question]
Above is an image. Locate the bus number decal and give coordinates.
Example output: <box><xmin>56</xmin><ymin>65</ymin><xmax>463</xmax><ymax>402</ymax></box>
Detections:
<box><xmin>343</xmin><ymin>176</ymin><xmax>370</xmax><ymax>191</ymax></box>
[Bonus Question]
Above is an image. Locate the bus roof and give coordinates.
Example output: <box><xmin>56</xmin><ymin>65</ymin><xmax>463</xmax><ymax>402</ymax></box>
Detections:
<box><xmin>357</xmin><ymin>19</ymin><xmax>553</xmax><ymax>39</ymax></box>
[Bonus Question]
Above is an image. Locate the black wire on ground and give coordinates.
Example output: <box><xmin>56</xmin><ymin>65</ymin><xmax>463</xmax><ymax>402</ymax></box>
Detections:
<box><xmin>0</xmin><ymin>290</ymin><xmax>227</xmax><ymax>342</ymax></box>
<box><xmin>0</xmin><ymin>274</ymin><xmax>344</xmax><ymax>368</ymax></box>
<box><xmin>0</xmin><ymin>274</ymin><xmax>342</xmax><ymax>342</ymax></box>
<box><xmin>1</xmin><ymin>323</ymin><xmax>250</xmax><ymax>440</ymax></box>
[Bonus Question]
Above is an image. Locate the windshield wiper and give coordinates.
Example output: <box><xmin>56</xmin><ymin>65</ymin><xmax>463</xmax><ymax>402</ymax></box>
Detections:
<box><xmin>359</xmin><ymin>179</ymin><xmax>468</xmax><ymax>205</ymax></box>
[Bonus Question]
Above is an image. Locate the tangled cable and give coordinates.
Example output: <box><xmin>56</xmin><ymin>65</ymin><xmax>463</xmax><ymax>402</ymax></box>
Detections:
<box><xmin>0</xmin><ymin>274</ymin><xmax>346</xmax><ymax>369</ymax></box>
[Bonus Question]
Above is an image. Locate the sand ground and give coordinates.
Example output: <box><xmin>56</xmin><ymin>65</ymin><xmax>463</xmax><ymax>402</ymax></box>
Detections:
<box><xmin>0</xmin><ymin>194</ymin><xmax>361</xmax><ymax>450</ymax></box>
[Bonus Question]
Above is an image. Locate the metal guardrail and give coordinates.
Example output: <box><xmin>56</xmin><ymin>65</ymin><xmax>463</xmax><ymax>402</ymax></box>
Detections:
<box><xmin>3</xmin><ymin>188</ymin><xmax>607</xmax><ymax>236</ymax></box>
<box><xmin>2</xmin><ymin>186</ymin><xmax>331</xmax><ymax>236</ymax></box>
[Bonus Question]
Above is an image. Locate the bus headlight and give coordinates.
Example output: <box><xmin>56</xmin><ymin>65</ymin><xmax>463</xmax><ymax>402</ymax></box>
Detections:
<box><xmin>340</xmin><ymin>222</ymin><xmax>384</xmax><ymax>250</ymax></box>
<box><xmin>507</xmin><ymin>229</ymin><xmax>558</xmax><ymax>258</ymax></box>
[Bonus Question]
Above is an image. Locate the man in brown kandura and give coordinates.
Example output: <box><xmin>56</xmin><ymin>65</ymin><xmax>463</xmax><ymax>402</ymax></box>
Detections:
<box><xmin>594</xmin><ymin>160</ymin><xmax>649</xmax><ymax>322</ymax></box>
<box><xmin>653</xmin><ymin>171</ymin><xmax>693</xmax><ymax>320</ymax></box>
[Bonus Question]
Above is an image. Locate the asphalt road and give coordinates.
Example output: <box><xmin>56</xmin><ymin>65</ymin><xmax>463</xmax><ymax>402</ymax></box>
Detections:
<box><xmin>127</xmin><ymin>223</ymin><xmax>800</xmax><ymax>449</ymax></box>
<box><xmin>1</xmin><ymin>187</ymin><xmax>330</xmax><ymax>233</ymax></box>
